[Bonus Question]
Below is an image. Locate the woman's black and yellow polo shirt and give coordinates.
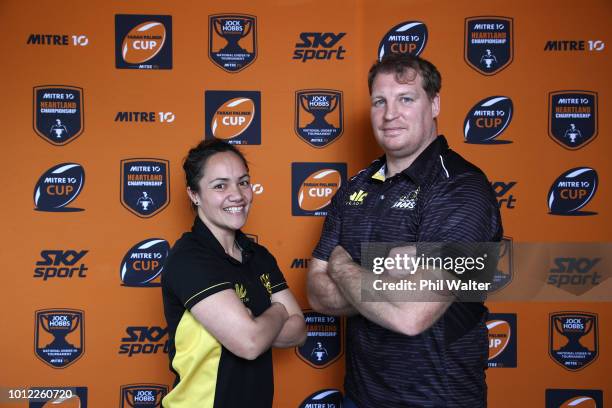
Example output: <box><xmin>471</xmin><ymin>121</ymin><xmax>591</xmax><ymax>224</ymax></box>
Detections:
<box><xmin>161</xmin><ymin>217</ymin><xmax>288</xmax><ymax>408</ymax></box>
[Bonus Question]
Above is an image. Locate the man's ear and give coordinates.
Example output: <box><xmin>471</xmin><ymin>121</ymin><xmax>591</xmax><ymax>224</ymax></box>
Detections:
<box><xmin>431</xmin><ymin>94</ymin><xmax>440</xmax><ymax>119</ymax></box>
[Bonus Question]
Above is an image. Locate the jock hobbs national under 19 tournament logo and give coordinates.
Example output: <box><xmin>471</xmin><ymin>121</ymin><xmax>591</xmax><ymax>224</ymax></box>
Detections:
<box><xmin>549</xmin><ymin>312</ymin><xmax>598</xmax><ymax>371</ymax></box>
<box><xmin>34</xmin><ymin>86</ymin><xmax>84</xmax><ymax>146</ymax></box>
<box><xmin>378</xmin><ymin>20</ymin><xmax>428</xmax><ymax>60</ymax></box>
<box><xmin>548</xmin><ymin>91</ymin><xmax>598</xmax><ymax>150</ymax></box>
<box><xmin>119</xmin><ymin>384</ymin><xmax>168</xmax><ymax>408</ymax></box>
<box><xmin>120</xmin><ymin>159</ymin><xmax>170</xmax><ymax>218</ymax></box>
<box><xmin>463</xmin><ymin>96</ymin><xmax>513</xmax><ymax>144</ymax></box>
<box><xmin>115</xmin><ymin>14</ymin><xmax>172</xmax><ymax>69</ymax></box>
<box><xmin>291</xmin><ymin>163</ymin><xmax>346</xmax><ymax>216</ymax></box>
<box><xmin>120</xmin><ymin>238</ymin><xmax>169</xmax><ymax>287</ymax></box>
<box><xmin>34</xmin><ymin>163</ymin><xmax>85</xmax><ymax>212</ymax></box>
<box><xmin>34</xmin><ymin>308</ymin><xmax>85</xmax><ymax>368</ymax></box>
<box><xmin>209</xmin><ymin>14</ymin><xmax>257</xmax><ymax>73</ymax></box>
<box><xmin>295</xmin><ymin>89</ymin><xmax>344</xmax><ymax>148</ymax></box>
<box><xmin>547</xmin><ymin>167</ymin><xmax>598</xmax><ymax>216</ymax></box>
<box><xmin>465</xmin><ymin>16</ymin><xmax>513</xmax><ymax>75</ymax></box>
<box><xmin>205</xmin><ymin>90</ymin><xmax>261</xmax><ymax>144</ymax></box>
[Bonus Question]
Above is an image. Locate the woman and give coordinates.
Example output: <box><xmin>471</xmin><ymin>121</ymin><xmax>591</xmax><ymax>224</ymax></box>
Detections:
<box><xmin>162</xmin><ymin>139</ymin><xmax>306</xmax><ymax>408</ymax></box>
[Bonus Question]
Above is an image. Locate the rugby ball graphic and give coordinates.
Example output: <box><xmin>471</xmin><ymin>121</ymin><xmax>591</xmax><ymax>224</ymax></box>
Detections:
<box><xmin>122</xmin><ymin>21</ymin><xmax>166</xmax><ymax>64</ymax></box>
<box><xmin>211</xmin><ymin>98</ymin><xmax>255</xmax><ymax>139</ymax></box>
<box><xmin>298</xmin><ymin>169</ymin><xmax>341</xmax><ymax>211</ymax></box>
<box><xmin>120</xmin><ymin>239</ymin><xmax>169</xmax><ymax>287</ymax></box>
<box><xmin>487</xmin><ymin>319</ymin><xmax>511</xmax><ymax>360</ymax></box>
<box><xmin>547</xmin><ymin>167</ymin><xmax>598</xmax><ymax>215</ymax></box>
<box><xmin>560</xmin><ymin>396</ymin><xmax>597</xmax><ymax>408</ymax></box>
<box><xmin>34</xmin><ymin>163</ymin><xmax>85</xmax><ymax>210</ymax></box>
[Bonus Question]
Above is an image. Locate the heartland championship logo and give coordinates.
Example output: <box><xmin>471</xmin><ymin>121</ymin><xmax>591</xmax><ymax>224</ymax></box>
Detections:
<box><xmin>34</xmin><ymin>86</ymin><xmax>84</xmax><ymax>146</ymax></box>
<box><xmin>209</xmin><ymin>14</ymin><xmax>257</xmax><ymax>72</ymax></box>
<box><xmin>34</xmin><ymin>163</ymin><xmax>85</xmax><ymax>212</ymax></box>
<box><xmin>549</xmin><ymin>91</ymin><xmax>598</xmax><ymax>149</ymax></box>
<box><xmin>120</xmin><ymin>384</ymin><xmax>168</xmax><ymax>408</ymax></box>
<box><xmin>547</xmin><ymin>167</ymin><xmax>598</xmax><ymax>216</ymax></box>
<box><xmin>489</xmin><ymin>236</ymin><xmax>513</xmax><ymax>293</ymax></box>
<box><xmin>549</xmin><ymin>312</ymin><xmax>598</xmax><ymax>371</ymax></box>
<box><xmin>295</xmin><ymin>89</ymin><xmax>343</xmax><ymax>147</ymax></box>
<box><xmin>292</xmin><ymin>32</ymin><xmax>347</xmax><ymax>62</ymax></box>
<box><xmin>548</xmin><ymin>257</ymin><xmax>602</xmax><ymax>295</ymax></box>
<box><xmin>296</xmin><ymin>311</ymin><xmax>343</xmax><ymax>368</ymax></box>
<box><xmin>299</xmin><ymin>389</ymin><xmax>343</xmax><ymax>408</ymax></box>
<box><xmin>378</xmin><ymin>21</ymin><xmax>427</xmax><ymax>60</ymax></box>
<box><xmin>34</xmin><ymin>309</ymin><xmax>84</xmax><ymax>368</ymax></box>
<box><xmin>465</xmin><ymin>17</ymin><xmax>513</xmax><ymax>75</ymax></box>
<box><xmin>121</xmin><ymin>159</ymin><xmax>170</xmax><ymax>218</ymax></box>
<box><xmin>115</xmin><ymin>15</ymin><xmax>172</xmax><ymax>69</ymax></box>
<box><xmin>487</xmin><ymin>313</ymin><xmax>517</xmax><ymax>368</ymax></box>
<box><xmin>120</xmin><ymin>239</ymin><xmax>169</xmax><ymax>287</ymax></box>
<box><xmin>545</xmin><ymin>389</ymin><xmax>603</xmax><ymax>408</ymax></box>
<box><xmin>34</xmin><ymin>250</ymin><xmax>88</xmax><ymax>281</ymax></box>
<box><xmin>28</xmin><ymin>387</ymin><xmax>88</xmax><ymax>407</ymax></box>
<box><xmin>291</xmin><ymin>163</ymin><xmax>346</xmax><ymax>216</ymax></box>
<box><xmin>464</xmin><ymin>96</ymin><xmax>513</xmax><ymax>144</ymax></box>
<box><xmin>119</xmin><ymin>326</ymin><xmax>169</xmax><ymax>357</ymax></box>
<box><xmin>205</xmin><ymin>91</ymin><xmax>261</xmax><ymax>144</ymax></box>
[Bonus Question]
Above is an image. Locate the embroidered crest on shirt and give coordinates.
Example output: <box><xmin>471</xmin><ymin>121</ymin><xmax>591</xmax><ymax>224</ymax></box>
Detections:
<box><xmin>260</xmin><ymin>273</ymin><xmax>272</xmax><ymax>296</ymax></box>
<box><xmin>391</xmin><ymin>187</ymin><xmax>420</xmax><ymax>210</ymax></box>
<box><xmin>235</xmin><ymin>283</ymin><xmax>249</xmax><ymax>303</ymax></box>
<box><xmin>346</xmin><ymin>189</ymin><xmax>368</xmax><ymax>206</ymax></box>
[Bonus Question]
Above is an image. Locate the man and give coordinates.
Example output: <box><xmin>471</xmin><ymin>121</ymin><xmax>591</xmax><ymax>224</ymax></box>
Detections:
<box><xmin>307</xmin><ymin>53</ymin><xmax>502</xmax><ymax>407</ymax></box>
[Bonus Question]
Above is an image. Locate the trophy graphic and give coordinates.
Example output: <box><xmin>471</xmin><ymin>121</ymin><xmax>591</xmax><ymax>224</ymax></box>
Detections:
<box><xmin>480</xmin><ymin>49</ymin><xmax>497</xmax><ymax>68</ymax></box>
<box><xmin>554</xmin><ymin>315</ymin><xmax>594</xmax><ymax>352</ymax></box>
<box><xmin>213</xmin><ymin>18</ymin><xmax>252</xmax><ymax>54</ymax></box>
<box><xmin>311</xmin><ymin>342</ymin><xmax>328</xmax><ymax>362</ymax></box>
<box><xmin>300</xmin><ymin>93</ymin><xmax>339</xmax><ymax>130</ymax></box>
<box><xmin>564</xmin><ymin>123</ymin><xmax>582</xmax><ymax>143</ymax></box>
<box><xmin>39</xmin><ymin>312</ymin><xmax>81</xmax><ymax>350</ymax></box>
<box><xmin>123</xmin><ymin>387</ymin><xmax>165</xmax><ymax>407</ymax></box>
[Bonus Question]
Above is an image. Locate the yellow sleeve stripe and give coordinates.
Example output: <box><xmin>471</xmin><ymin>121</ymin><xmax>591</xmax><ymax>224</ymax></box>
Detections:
<box><xmin>185</xmin><ymin>282</ymin><xmax>231</xmax><ymax>307</ymax></box>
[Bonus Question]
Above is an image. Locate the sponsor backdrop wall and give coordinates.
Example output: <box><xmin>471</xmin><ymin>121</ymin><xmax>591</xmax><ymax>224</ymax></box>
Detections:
<box><xmin>1</xmin><ymin>0</ymin><xmax>610</xmax><ymax>406</ymax></box>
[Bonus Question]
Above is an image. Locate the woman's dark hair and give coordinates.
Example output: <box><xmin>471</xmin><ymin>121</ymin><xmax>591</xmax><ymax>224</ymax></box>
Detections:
<box><xmin>183</xmin><ymin>139</ymin><xmax>249</xmax><ymax>194</ymax></box>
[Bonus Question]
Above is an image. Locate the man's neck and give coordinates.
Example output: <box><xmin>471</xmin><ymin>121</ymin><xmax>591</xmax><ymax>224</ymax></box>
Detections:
<box><xmin>385</xmin><ymin>134</ymin><xmax>438</xmax><ymax>178</ymax></box>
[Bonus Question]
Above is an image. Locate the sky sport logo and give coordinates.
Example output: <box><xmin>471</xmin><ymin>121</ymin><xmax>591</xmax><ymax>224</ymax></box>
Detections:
<box><xmin>34</xmin><ymin>86</ymin><xmax>84</xmax><ymax>146</ymax></box>
<box><xmin>291</xmin><ymin>163</ymin><xmax>346</xmax><ymax>216</ymax></box>
<box><xmin>487</xmin><ymin>313</ymin><xmax>517</xmax><ymax>368</ymax></box>
<box><xmin>378</xmin><ymin>21</ymin><xmax>428</xmax><ymax>60</ymax></box>
<box><xmin>118</xmin><ymin>326</ymin><xmax>169</xmax><ymax>357</ymax></box>
<box><xmin>464</xmin><ymin>96</ymin><xmax>513</xmax><ymax>144</ymax></box>
<box><xmin>205</xmin><ymin>91</ymin><xmax>261</xmax><ymax>145</ymax></box>
<box><xmin>115</xmin><ymin>15</ymin><xmax>172</xmax><ymax>69</ymax></box>
<box><xmin>292</xmin><ymin>32</ymin><xmax>346</xmax><ymax>62</ymax></box>
<box><xmin>120</xmin><ymin>239</ymin><xmax>169</xmax><ymax>287</ymax></box>
<box><xmin>33</xmin><ymin>163</ymin><xmax>85</xmax><ymax>212</ymax></box>
<box><xmin>34</xmin><ymin>250</ymin><xmax>88</xmax><ymax>281</ymax></box>
<box><xmin>547</xmin><ymin>167</ymin><xmax>598</xmax><ymax>216</ymax></box>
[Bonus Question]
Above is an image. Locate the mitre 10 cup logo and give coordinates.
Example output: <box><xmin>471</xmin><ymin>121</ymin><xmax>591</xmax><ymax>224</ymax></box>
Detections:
<box><xmin>292</xmin><ymin>163</ymin><xmax>346</xmax><ymax>216</ymax></box>
<box><xmin>34</xmin><ymin>163</ymin><xmax>85</xmax><ymax>212</ymax></box>
<box><xmin>209</xmin><ymin>14</ymin><xmax>257</xmax><ymax>72</ymax></box>
<box><xmin>296</xmin><ymin>311</ymin><xmax>343</xmax><ymax>368</ymax></box>
<box><xmin>545</xmin><ymin>389</ymin><xmax>603</xmax><ymax>408</ymax></box>
<box><xmin>120</xmin><ymin>239</ymin><xmax>169</xmax><ymax>287</ymax></box>
<box><xmin>34</xmin><ymin>86</ymin><xmax>84</xmax><ymax>146</ymax></box>
<box><xmin>115</xmin><ymin>15</ymin><xmax>172</xmax><ymax>70</ymax></box>
<box><xmin>120</xmin><ymin>384</ymin><xmax>168</xmax><ymax>408</ymax></box>
<box><xmin>378</xmin><ymin>21</ymin><xmax>428</xmax><ymax>60</ymax></box>
<box><xmin>205</xmin><ymin>91</ymin><xmax>261</xmax><ymax>144</ymax></box>
<box><xmin>464</xmin><ymin>96</ymin><xmax>513</xmax><ymax>144</ymax></box>
<box><xmin>299</xmin><ymin>389</ymin><xmax>343</xmax><ymax>408</ymax></box>
<box><xmin>547</xmin><ymin>167</ymin><xmax>598</xmax><ymax>216</ymax></box>
<box><xmin>549</xmin><ymin>312</ymin><xmax>598</xmax><ymax>371</ymax></box>
<box><xmin>487</xmin><ymin>313</ymin><xmax>517</xmax><ymax>368</ymax></box>
<box><xmin>549</xmin><ymin>91</ymin><xmax>598</xmax><ymax>150</ymax></box>
<box><xmin>465</xmin><ymin>17</ymin><xmax>513</xmax><ymax>75</ymax></box>
<box><xmin>295</xmin><ymin>89</ymin><xmax>343</xmax><ymax>148</ymax></box>
<box><xmin>29</xmin><ymin>387</ymin><xmax>88</xmax><ymax>407</ymax></box>
<box><xmin>34</xmin><ymin>309</ymin><xmax>84</xmax><ymax>368</ymax></box>
<box><xmin>121</xmin><ymin>159</ymin><xmax>170</xmax><ymax>218</ymax></box>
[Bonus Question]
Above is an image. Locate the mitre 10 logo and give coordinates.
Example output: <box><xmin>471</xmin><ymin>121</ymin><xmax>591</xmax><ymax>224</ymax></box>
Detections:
<box><xmin>119</xmin><ymin>326</ymin><xmax>168</xmax><ymax>357</ymax></box>
<box><xmin>27</xmin><ymin>33</ymin><xmax>89</xmax><ymax>46</ymax></box>
<box><xmin>114</xmin><ymin>111</ymin><xmax>175</xmax><ymax>123</ymax></box>
<box><xmin>293</xmin><ymin>32</ymin><xmax>346</xmax><ymax>62</ymax></box>
<box><xmin>34</xmin><ymin>250</ymin><xmax>88</xmax><ymax>281</ymax></box>
<box><xmin>205</xmin><ymin>91</ymin><xmax>261</xmax><ymax>145</ymax></box>
<box><xmin>292</xmin><ymin>163</ymin><xmax>346</xmax><ymax>216</ymax></box>
<box><xmin>545</xmin><ymin>389</ymin><xmax>603</xmax><ymax>408</ymax></box>
<box><xmin>115</xmin><ymin>15</ymin><xmax>172</xmax><ymax>69</ymax></box>
<box><xmin>487</xmin><ymin>313</ymin><xmax>517</xmax><ymax>368</ymax></box>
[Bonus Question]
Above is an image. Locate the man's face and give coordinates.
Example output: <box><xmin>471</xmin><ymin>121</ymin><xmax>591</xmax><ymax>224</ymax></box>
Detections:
<box><xmin>370</xmin><ymin>71</ymin><xmax>440</xmax><ymax>161</ymax></box>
